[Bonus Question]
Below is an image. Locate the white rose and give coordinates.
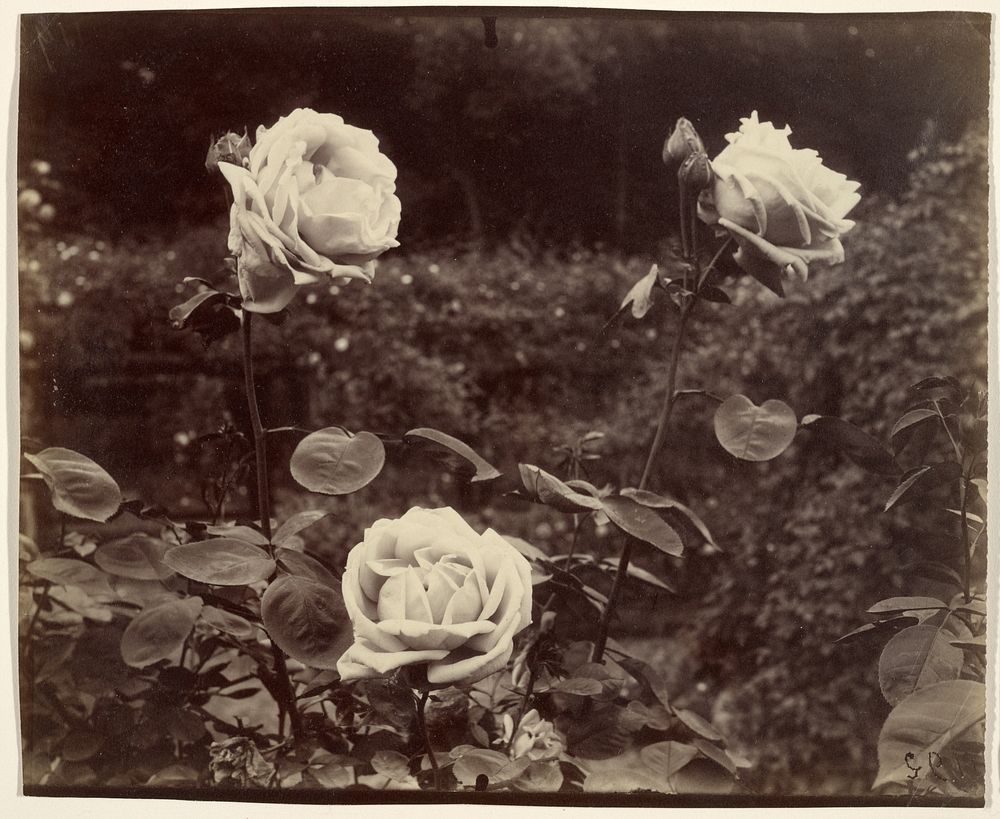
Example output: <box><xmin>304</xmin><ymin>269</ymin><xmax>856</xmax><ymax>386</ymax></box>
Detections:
<box><xmin>219</xmin><ymin>108</ymin><xmax>401</xmax><ymax>313</ymax></box>
<box><xmin>698</xmin><ymin>110</ymin><xmax>860</xmax><ymax>282</ymax></box>
<box><xmin>503</xmin><ymin>709</ymin><xmax>566</xmax><ymax>761</ymax></box>
<box><xmin>337</xmin><ymin>507</ymin><xmax>533</xmax><ymax>686</ymax></box>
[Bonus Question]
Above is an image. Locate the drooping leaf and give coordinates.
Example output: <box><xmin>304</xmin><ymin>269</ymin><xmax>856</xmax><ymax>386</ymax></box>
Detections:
<box><xmin>163</xmin><ymin>538</ymin><xmax>275</xmax><ymax>586</ymax></box>
<box><xmin>290</xmin><ymin>427</ymin><xmax>385</xmax><ymax>495</ymax></box>
<box><xmin>403</xmin><ymin>428</ymin><xmax>501</xmax><ymax>483</ymax></box>
<box><xmin>272</xmin><ymin>510</ymin><xmax>330</xmax><ymax>546</ymax></box>
<box><xmin>890</xmin><ymin>408</ymin><xmax>939</xmax><ymax>451</ymax></box>
<box><xmin>519</xmin><ymin>464</ymin><xmax>603</xmax><ymax>513</ymax></box>
<box><xmin>800</xmin><ymin>415</ymin><xmax>899</xmax><ymax>475</ymax></box>
<box><xmin>640</xmin><ymin>741</ymin><xmax>700</xmax><ymax>778</ymax></box>
<box><xmin>620</xmin><ymin>488</ymin><xmax>717</xmax><ymax>551</ymax></box>
<box><xmin>168</xmin><ymin>289</ymin><xmax>226</xmax><ymax>329</ymax></box>
<box><xmin>671</xmin><ymin>757</ymin><xmax>737</xmax><ymax>794</ymax></box>
<box><xmin>692</xmin><ymin>738</ymin><xmax>737</xmax><ymax>774</ymax></box>
<box><xmin>616</xmin><ymin>656</ymin><xmax>672</xmax><ymax>712</ymax></box>
<box><xmin>120</xmin><ymin>596</ymin><xmax>203</xmax><ymax>667</ymax></box>
<box><xmin>834</xmin><ymin>616</ymin><xmax>919</xmax><ymax>645</ymax></box>
<box><xmin>601</xmin><ymin>557</ymin><xmax>676</xmax><ymax>593</ymax></box>
<box><xmin>276</xmin><ymin>547</ymin><xmax>339</xmax><ymax>589</ymax></box>
<box><xmin>260</xmin><ymin>575</ymin><xmax>348</xmax><ymax>669</ymax></box>
<box><xmin>601</xmin><ymin>495</ymin><xmax>683</xmax><ymax>556</ymax></box>
<box><xmin>620</xmin><ymin>263</ymin><xmax>660</xmax><ymax>319</ymax></box>
<box><xmin>697</xmin><ymin>283</ymin><xmax>731</xmax><ymax>304</ymax></box>
<box><xmin>24</xmin><ymin>447</ymin><xmax>122</xmax><ymax>522</ymax></box>
<box><xmin>874</xmin><ymin>680</ymin><xmax>986</xmax><ymax>789</ymax></box>
<box><xmin>713</xmin><ymin>396</ymin><xmax>797</xmax><ymax>462</ymax></box>
<box><xmin>94</xmin><ymin>533</ymin><xmax>175</xmax><ymax>581</ymax></box>
<box><xmin>877</xmin><ymin>620</ymin><xmax>968</xmax><ymax>707</ymax></box>
<box><xmin>884</xmin><ymin>462</ymin><xmax>962</xmax><ymax>511</ymax></box>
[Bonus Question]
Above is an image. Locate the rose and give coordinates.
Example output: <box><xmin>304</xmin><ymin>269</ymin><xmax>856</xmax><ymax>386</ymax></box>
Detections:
<box><xmin>502</xmin><ymin>709</ymin><xmax>566</xmax><ymax>761</ymax></box>
<box><xmin>219</xmin><ymin>108</ymin><xmax>401</xmax><ymax>313</ymax></box>
<box><xmin>698</xmin><ymin>111</ymin><xmax>860</xmax><ymax>282</ymax></box>
<box><xmin>337</xmin><ymin>507</ymin><xmax>533</xmax><ymax>686</ymax></box>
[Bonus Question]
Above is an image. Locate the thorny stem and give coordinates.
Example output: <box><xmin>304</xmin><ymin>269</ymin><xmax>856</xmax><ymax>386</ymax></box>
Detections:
<box><xmin>240</xmin><ymin>310</ymin><xmax>302</xmax><ymax>742</ymax></box>
<box><xmin>593</xmin><ymin>231</ymin><xmax>725</xmax><ymax>664</ymax></box>
<box><xmin>415</xmin><ymin>690</ymin><xmax>441</xmax><ymax>790</ymax></box>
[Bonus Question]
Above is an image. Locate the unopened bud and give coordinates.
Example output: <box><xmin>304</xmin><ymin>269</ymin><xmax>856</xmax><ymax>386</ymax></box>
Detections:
<box><xmin>206</xmin><ymin>130</ymin><xmax>252</xmax><ymax>173</ymax></box>
<box><xmin>678</xmin><ymin>151</ymin><xmax>713</xmax><ymax>192</ymax></box>
<box><xmin>663</xmin><ymin>117</ymin><xmax>705</xmax><ymax>167</ymax></box>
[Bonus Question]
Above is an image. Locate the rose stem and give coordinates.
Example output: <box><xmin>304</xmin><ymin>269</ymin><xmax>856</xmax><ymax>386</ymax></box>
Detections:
<box><xmin>240</xmin><ymin>310</ymin><xmax>303</xmax><ymax>742</ymax></box>
<box><xmin>415</xmin><ymin>690</ymin><xmax>441</xmax><ymax>790</ymax></box>
<box><xmin>591</xmin><ymin>230</ymin><xmax>727</xmax><ymax>664</ymax></box>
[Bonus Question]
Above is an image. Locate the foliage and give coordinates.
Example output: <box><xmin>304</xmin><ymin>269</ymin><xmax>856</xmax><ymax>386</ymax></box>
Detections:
<box><xmin>17</xmin><ymin>114</ymin><xmax>988</xmax><ymax>798</ymax></box>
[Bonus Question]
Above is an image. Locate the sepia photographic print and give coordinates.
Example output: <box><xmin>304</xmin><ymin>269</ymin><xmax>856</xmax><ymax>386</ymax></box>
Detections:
<box><xmin>9</xmin><ymin>2</ymin><xmax>997</xmax><ymax>813</ymax></box>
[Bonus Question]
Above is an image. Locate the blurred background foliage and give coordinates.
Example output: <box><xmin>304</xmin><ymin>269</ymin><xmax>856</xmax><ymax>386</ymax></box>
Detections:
<box><xmin>17</xmin><ymin>9</ymin><xmax>989</xmax><ymax>794</ymax></box>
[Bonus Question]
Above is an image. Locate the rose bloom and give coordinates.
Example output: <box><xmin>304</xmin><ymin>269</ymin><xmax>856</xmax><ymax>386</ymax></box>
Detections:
<box><xmin>502</xmin><ymin>709</ymin><xmax>566</xmax><ymax>761</ymax></box>
<box><xmin>337</xmin><ymin>507</ymin><xmax>533</xmax><ymax>685</ymax></box>
<box><xmin>220</xmin><ymin>108</ymin><xmax>401</xmax><ymax>313</ymax></box>
<box><xmin>698</xmin><ymin>110</ymin><xmax>860</xmax><ymax>282</ymax></box>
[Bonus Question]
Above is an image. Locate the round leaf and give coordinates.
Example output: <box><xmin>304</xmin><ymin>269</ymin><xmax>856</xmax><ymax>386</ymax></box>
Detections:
<box><xmin>878</xmin><ymin>622</ymin><xmax>967</xmax><ymax>707</ymax></box>
<box><xmin>163</xmin><ymin>538</ymin><xmax>275</xmax><ymax>586</ymax></box>
<box><xmin>276</xmin><ymin>547</ymin><xmax>339</xmax><ymax>589</ymax></box>
<box><xmin>120</xmin><ymin>596</ymin><xmax>203</xmax><ymax>667</ymax></box>
<box><xmin>24</xmin><ymin>447</ymin><xmax>122</xmax><ymax>522</ymax></box>
<box><xmin>199</xmin><ymin>605</ymin><xmax>257</xmax><ymax>639</ymax></box>
<box><xmin>94</xmin><ymin>533</ymin><xmax>174</xmax><ymax>580</ymax></box>
<box><xmin>713</xmin><ymin>395</ymin><xmax>797</xmax><ymax>462</ymax></box>
<box><xmin>261</xmin><ymin>575</ymin><xmax>348</xmax><ymax>669</ymax></box>
<box><xmin>290</xmin><ymin>427</ymin><xmax>385</xmax><ymax>495</ymax></box>
<box><xmin>26</xmin><ymin>557</ymin><xmax>112</xmax><ymax>595</ymax></box>
<box><xmin>874</xmin><ymin>680</ymin><xmax>986</xmax><ymax>789</ymax></box>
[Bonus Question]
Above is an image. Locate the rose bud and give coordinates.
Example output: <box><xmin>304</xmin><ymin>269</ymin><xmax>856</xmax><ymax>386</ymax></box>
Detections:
<box><xmin>663</xmin><ymin>117</ymin><xmax>705</xmax><ymax>167</ymax></box>
<box><xmin>205</xmin><ymin>130</ymin><xmax>252</xmax><ymax>174</ymax></box>
<box><xmin>678</xmin><ymin>151</ymin><xmax>713</xmax><ymax>193</ymax></box>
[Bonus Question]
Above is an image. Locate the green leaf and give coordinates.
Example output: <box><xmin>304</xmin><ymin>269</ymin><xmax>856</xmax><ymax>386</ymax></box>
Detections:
<box><xmin>120</xmin><ymin>596</ymin><xmax>203</xmax><ymax>667</ymax></box>
<box><xmin>616</xmin><ymin>656</ymin><xmax>672</xmax><ymax>711</ymax></box>
<box><xmin>640</xmin><ymin>741</ymin><xmax>700</xmax><ymax>777</ymax></box>
<box><xmin>204</xmin><ymin>523</ymin><xmax>269</xmax><ymax>546</ymax></box>
<box><xmin>890</xmin><ymin>408</ymin><xmax>938</xmax><ymax>448</ymax></box>
<box><xmin>163</xmin><ymin>538</ymin><xmax>276</xmax><ymax>586</ymax></box>
<box><xmin>878</xmin><ymin>620</ymin><xmax>967</xmax><ymax>707</ymax></box>
<box><xmin>867</xmin><ymin>597</ymin><xmax>948</xmax><ymax>618</ymax></box>
<box><xmin>94</xmin><ymin>533</ymin><xmax>175</xmax><ymax>581</ymax></box>
<box><xmin>674</xmin><ymin>708</ymin><xmax>723</xmax><ymax>741</ymax></box>
<box><xmin>26</xmin><ymin>557</ymin><xmax>112</xmax><ymax>595</ymax></box>
<box><xmin>24</xmin><ymin>447</ymin><xmax>122</xmax><ymax>522</ymax></box>
<box><xmin>620</xmin><ymin>488</ymin><xmax>717</xmax><ymax>551</ymax></box>
<box><xmin>168</xmin><ymin>290</ymin><xmax>226</xmax><ymax>329</ymax></box>
<box><xmin>290</xmin><ymin>427</ymin><xmax>385</xmax><ymax>495</ymax></box>
<box><xmin>713</xmin><ymin>395</ymin><xmax>797</xmax><ymax>462</ymax></box>
<box><xmin>800</xmin><ymin>415</ymin><xmax>899</xmax><ymax>475</ymax></box>
<box><xmin>370</xmin><ymin>750</ymin><xmax>412</xmax><ymax>782</ymax></box>
<box><xmin>671</xmin><ymin>757</ymin><xmax>737</xmax><ymax>794</ymax></box>
<box><xmin>601</xmin><ymin>495</ymin><xmax>684</xmax><ymax>556</ymax></box>
<box><xmin>272</xmin><ymin>510</ymin><xmax>330</xmax><ymax>546</ymax></box>
<box><xmin>519</xmin><ymin>464</ymin><xmax>603</xmax><ymax>513</ymax></box>
<box><xmin>260</xmin><ymin>575</ymin><xmax>348</xmax><ymax>670</ymax></box>
<box><xmin>601</xmin><ymin>557</ymin><xmax>676</xmax><ymax>593</ymax></box>
<box><xmin>582</xmin><ymin>768</ymin><xmax>667</xmax><ymax>793</ymax></box>
<box><xmin>453</xmin><ymin>749</ymin><xmax>530</xmax><ymax>787</ymax></box>
<box><xmin>276</xmin><ymin>547</ymin><xmax>339</xmax><ymax>589</ymax></box>
<box><xmin>403</xmin><ymin>428</ymin><xmax>501</xmax><ymax>483</ymax></box>
<box><xmin>621</xmin><ymin>263</ymin><xmax>660</xmax><ymax>319</ymax></box>
<box><xmin>199</xmin><ymin>605</ymin><xmax>257</xmax><ymax>639</ymax></box>
<box><xmin>697</xmin><ymin>283</ymin><xmax>731</xmax><ymax>304</ymax></box>
<box><xmin>553</xmin><ymin>677</ymin><xmax>605</xmax><ymax>696</ymax></box>
<box><xmin>884</xmin><ymin>462</ymin><xmax>962</xmax><ymax>511</ymax></box>
<box><xmin>692</xmin><ymin>738</ymin><xmax>737</xmax><ymax>774</ymax></box>
<box><xmin>874</xmin><ymin>680</ymin><xmax>986</xmax><ymax>789</ymax></box>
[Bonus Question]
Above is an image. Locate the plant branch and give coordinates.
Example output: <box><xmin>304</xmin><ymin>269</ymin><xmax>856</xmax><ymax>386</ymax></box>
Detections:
<box><xmin>592</xmin><ymin>296</ymin><xmax>696</xmax><ymax>664</ymax></box>
<box><xmin>415</xmin><ymin>690</ymin><xmax>441</xmax><ymax>790</ymax></box>
<box><xmin>240</xmin><ymin>310</ymin><xmax>302</xmax><ymax>742</ymax></box>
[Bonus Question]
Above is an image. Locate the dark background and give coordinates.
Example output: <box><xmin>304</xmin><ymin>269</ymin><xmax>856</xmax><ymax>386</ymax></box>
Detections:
<box><xmin>17</xmin><ymin>9</ymin><xmax>991</xmax><ymax>796</ymax></box>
